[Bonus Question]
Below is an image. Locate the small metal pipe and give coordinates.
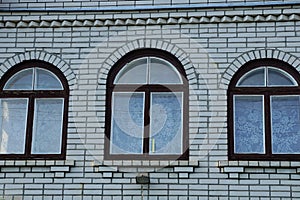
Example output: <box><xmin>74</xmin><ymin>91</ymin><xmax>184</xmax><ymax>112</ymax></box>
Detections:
<box><xmin>0</xmin><ymin>1</ymin><xmax>300</xmax><ymax>12</ymax></box>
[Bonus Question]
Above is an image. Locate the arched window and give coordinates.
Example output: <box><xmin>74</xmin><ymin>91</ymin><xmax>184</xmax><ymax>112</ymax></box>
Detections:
<box><xmin>105</xmin><ymin>49</ymin><xmax>189</xmax><ymax>160</ymax></box>
<box><xmin>0</xmin><ymin>60</ymin><xmax>69</xmax><ymax>159</ymax></box>
<box><xmin>228</xmin><ymin>58</ymin><xmax>300</xmax><ymax>160</ymax></box>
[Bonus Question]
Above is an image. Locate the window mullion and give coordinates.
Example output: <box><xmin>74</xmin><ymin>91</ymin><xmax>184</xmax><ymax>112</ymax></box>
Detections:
<box><xmin>147</xmin><ymin>57</ymin><xmax>150</xmax><ymax>84</ymax></box>
<box><xmin>24</xmin><ymin>95</ymin><xmax>35</xmax><ymax>156</ymax></box>
<box><xmin>143</xmin><ymin>89</ymin><xmax>150</xmax><ymax>155</ymax></box>
<box><xmin>264</xmin><ymin>93</ymin><xmax>272</xmax><ymax>156</ymax></box>
<box><xmin>32</xmin><ymin>68</ymin><xmax>36</xmax><ymax>90</ymax></box>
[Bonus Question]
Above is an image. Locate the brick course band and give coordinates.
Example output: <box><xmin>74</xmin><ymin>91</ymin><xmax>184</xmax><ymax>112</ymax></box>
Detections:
<box><xmin>1</xmin><ymin>14</ymin><xmax>300</xmax><ymax>28</ymax></box>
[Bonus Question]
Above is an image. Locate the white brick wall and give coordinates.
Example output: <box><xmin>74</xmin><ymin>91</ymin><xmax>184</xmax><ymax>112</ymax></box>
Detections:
<box><xmin>0</xmin><ymin>0</ymin><xmax>299</xmax><ymax>11</ymax></box>
<box><xmin>1</xmin><ymin>2</ymin><xmax>300</xmax><ymax>199</ymax></box>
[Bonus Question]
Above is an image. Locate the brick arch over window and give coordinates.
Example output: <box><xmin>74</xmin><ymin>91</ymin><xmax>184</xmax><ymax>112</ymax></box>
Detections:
<box><xmin>220</xmin><ymin>49</ymin><xmax>300</xmax><ymax>90</ymax></box>
<box><xmin>0</xmin><ymin>51</ymin><xmax>77</xmax><ymax>90</ymax></box>
<box><xmin>97</xmin><ymin>39</ymin><xmax>197</xmax><ymax>86</ymax></box>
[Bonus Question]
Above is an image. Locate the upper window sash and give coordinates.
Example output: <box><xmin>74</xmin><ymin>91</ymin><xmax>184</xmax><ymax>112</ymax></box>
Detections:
<box><xmin>4</xmin><ymin>68</ymin><xmax>63</xmax><ymax>90</ymax></box>
<box><xmin>236</xmin><ymin>66</ymin><xmax>298</xmax><ymax>87</ymax></box>
<box><xmin>114</xmin><ymin>57</ymin><xmax>183</xmax><ymax>85</ymax></box>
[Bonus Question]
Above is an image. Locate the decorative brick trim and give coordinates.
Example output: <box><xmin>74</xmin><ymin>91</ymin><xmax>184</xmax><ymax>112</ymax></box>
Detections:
<box><xmin>220</xmin><ymin>49</ymin><xmax>300</xmax><ymax>89</ymax></box>
<box><xmin>0</xmin><ymin>50</ymin><xmax>77</xmax><ymax>90</ymax></box>
<box><xmin>1</xmin><ymin>13</ymin><xmax>300</xmax><ymax>28</ymax></box>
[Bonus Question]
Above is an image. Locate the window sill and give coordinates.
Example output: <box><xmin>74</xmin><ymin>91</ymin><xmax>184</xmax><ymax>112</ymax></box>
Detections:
<box><xmin>102</xmin><ymin>159</ymin><xmax>198</xmax><ymax>167</ymax></box>
<box><xmin>0</xmin><ymin>160</ymin><xmax>74</xmax><ymax>167</ymax></box>
<box><xmin>218</xmin><ymin>160</ymin><xmax>300</xmax><ymax>178</ymax></box>
<box><xmin>93</xmin><ymin>160</ymin><xmax>199</xmax><ymax>175</ymax></box>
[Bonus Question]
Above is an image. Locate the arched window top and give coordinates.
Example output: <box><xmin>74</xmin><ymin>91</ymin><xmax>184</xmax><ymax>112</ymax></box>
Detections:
<box><xmin>108</xmin><ymin>48</ymin><xmax>187</xmax><ymax>88</ymax></box>
<box><xmin>0</xmin><ymin>60</ymin><xmax>69</xmax><ymax>93</ymax></box>
<box><xmin>230</xmin><ymin>58</ymin><xmax>300</xmax><ymax>89</ymax></box>
<box><xmin>237</xmin><ymin>66</ymin><xmax>298</xmax><ymax>87</ymax></box>
<box><xmin>4</xmin><ymin>67</ymin><xmax>63</xmax><ymax>90</ymax></box>
<box><xmin>114</xmin><ymin>57</ymin><xmax>183</xmax><ymax>85</ymax></box>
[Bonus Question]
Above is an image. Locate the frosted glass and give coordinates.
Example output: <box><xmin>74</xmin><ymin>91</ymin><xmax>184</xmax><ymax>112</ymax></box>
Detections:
<box><xmin>237</xmin><ymin>67</ymin><xmax>265</xmax><ymax>87</ymax></box>
<box><xmin>110</xmin><ymin>92</ymin><xmax>144</xmax><ymax>154</ymax></box>
<box><xmin>149</xmin><ymin>58</ymin><xmax>182</xmax><ymax>84</ymax></box>
<box><xmin>0</xmin><ymin>99</ymin><xmax>27</xmax><ymax>154</ymax></box>
<box><xmin>234</xmin><ymin>95</ymin><xmax>265</xmax><ymax>153</ymax></box>
<box><xmin>4</xmin><ymin>69</ymin><xmax>33</xmax><ymax>90</ymax></box>
<box><xmin>114</xmin><ymin>58</ymin><xmax>147</xmax><ymax>84</ymax></box>
<box><xmin>35</xmin><ymin>68</ymin><xmax>63</xmax><ymax>90</ymax></box>
<box><xmin>268</xmin><ymin>68</ymin><xmax>297</xmax><ymax>86</ymax></box>
<box><xmin>271</xmin><ymin>96</ymin><xmax>300</xmax><ymax>154</ymax></box>
<box><xmin>31</xmin><ymin>99</ymin><xmax>64</xmax><ymax>154</ymax></box>
<box><xmin>150</xmin><ymin>92</ymin><xmax>183</xmax><ymax>154</ymax></box>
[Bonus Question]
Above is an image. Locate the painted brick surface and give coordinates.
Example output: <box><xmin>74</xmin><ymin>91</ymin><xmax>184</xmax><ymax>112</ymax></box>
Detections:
<box><xmin>0</xmin><ymin>0</ymin><xmax>298</xmax><ymax>11</ymax></box>
<box><xmin>0</xmin><ymin>1</ymin><xmax>300</xmax><ymax>199</ymax></box>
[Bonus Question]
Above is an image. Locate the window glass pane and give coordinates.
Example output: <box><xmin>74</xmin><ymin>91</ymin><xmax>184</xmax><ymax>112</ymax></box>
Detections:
<box><xmin>271</xmin><ymin>96</ymin><xmax>300</xmax><ymax>154</ymax></box>
<box><xmin>237</xmin><ymin>67</ymin><xmax>265</xmax><ymax>87</ymax></box>
<box><xmin>4</xmin><ymin>69</ymin><xmax>33</xmax><ymax>90</ymax></box>
<box><xmin>35</xmin><ymin>68</ymin><xmax>63</xmax><ymax>90</ymax></box>
<box><xmin>150</xmin><ymin>92</ymin><xmax>183</xmax><ymax>154</ymax></box>
<box><xmin>268</xmin><ymin>67</ymin><xmax>297</xmax><ymax>86</ymax></box>
<box><xmin>0</xmin><ymin>99</ymin><xmax>27</xmax><ymax>154</ymax></box>
<box><xmin>31</xmin><ymin>99</ymin><xmax>64</xmax><ymax>154</ymax></box>
<box><xmin>110</xmin><ymin>92</ymin><xmax>144</xmax><ymax>154</ymax></box>
<box><xmin>114</xmin><ymin>58</ymin><xmax>147</xmax><ymax>84</ymax></box>
<box><xmin>149</xmin><ymin>58</ymin><xmax>182</xmax><ymax>84</ymax></box>
<box><xmin>234</xmin><ymin>95</ymin><xmax>265</xmax><ymax>153</ymax></box>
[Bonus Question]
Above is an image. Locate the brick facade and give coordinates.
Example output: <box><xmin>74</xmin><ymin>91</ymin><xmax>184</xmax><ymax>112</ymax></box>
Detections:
<box><xmin>1</xmin><ymin>1</ymin><xmax>300</xmax><ymax>199</ymax></box>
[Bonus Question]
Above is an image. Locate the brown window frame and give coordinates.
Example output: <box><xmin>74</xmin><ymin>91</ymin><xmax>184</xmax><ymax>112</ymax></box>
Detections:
<box><xmin>228</xmin><ymin>58</ymin><xmax>300</xmax><ymax>161</ymax></box>
<box><xmin>0</xmin><ymin>60</ymin><xmax>69</xmax><ymax>160</ymax></box>
<box><xmin>105</xmin><ymin>49</ymin><xmax>189</xmax><ymax>160</ymax></box>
